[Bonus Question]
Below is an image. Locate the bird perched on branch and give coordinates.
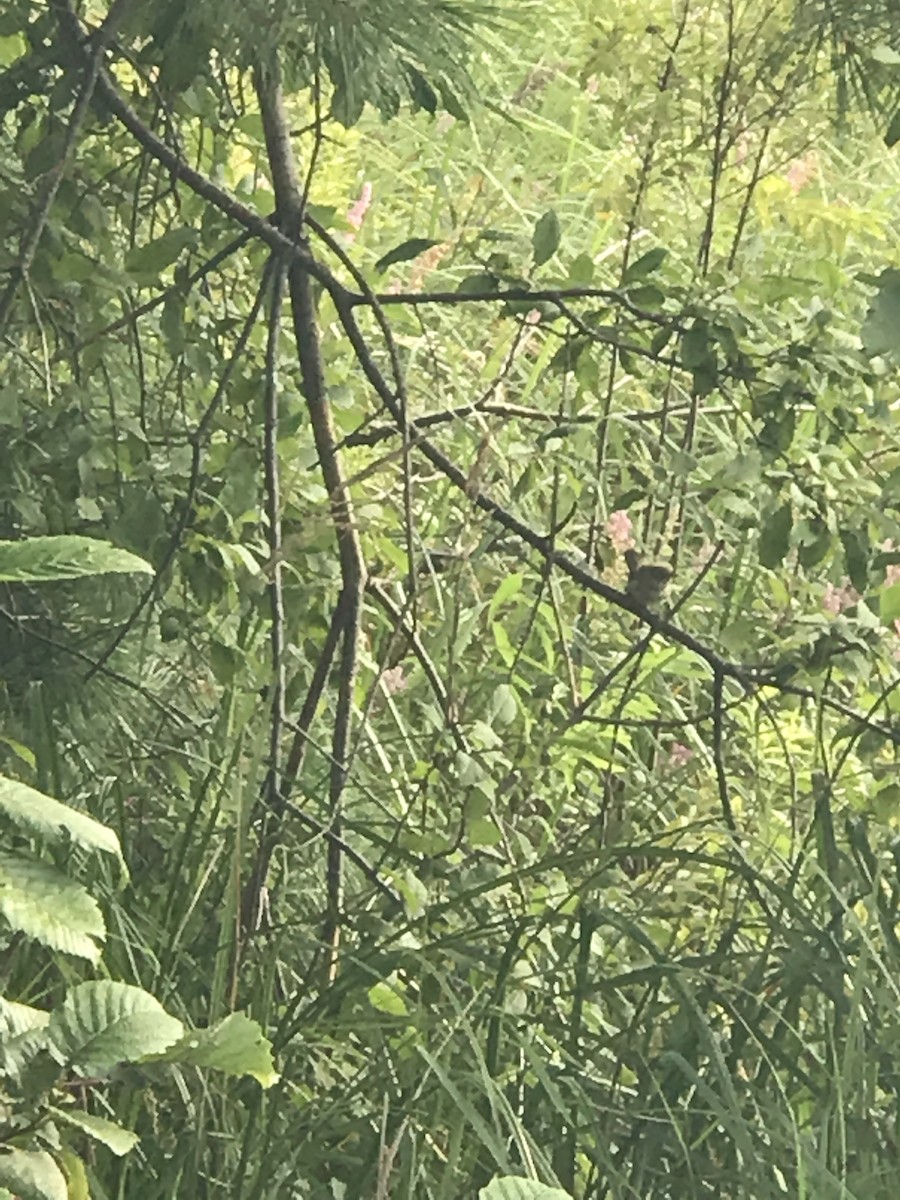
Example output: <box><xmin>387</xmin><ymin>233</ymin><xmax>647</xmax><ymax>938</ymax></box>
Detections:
<box><xmin>624</xmin><ymin>548</ymin><xmax>672</xmax><ymax>608</ymax></box>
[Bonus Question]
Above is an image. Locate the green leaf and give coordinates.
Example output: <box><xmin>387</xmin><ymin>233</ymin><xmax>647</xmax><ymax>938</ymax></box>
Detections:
<box><xmin>0</xmin><ymin>1149</ymin><xmax>67</xmax><ymax>1200</ymax></box>
<box><xmin>468</xmin><ymin>817</ymin><xmax>502</xmax><ymax>847</ymax></box>
<box><xmin>491</xmin><ymin>684</ymin><xmax>518</xmax><ymax>726</ymax></box>
<box><xmin>0</xmin><ymin>537</ymin><xmax>151</xmax><ymax>582</ymax></box>
<box><xmin>840</xmin><ymin>528</ymin><xmax>869</xmax><ymax>592</ymax></box>
<box><xmin>0</xmin><ymin>853</ymin><xmax>105</xmax><ymax>960</ymax></box>
<box><xmin>124</xmin><ymin>227</ymin><xmax>195</xmax><ymax>276</ymax></box>
<box><xmin>0</xmin><ymin>735</ymin><xmax>35</xmax><ymax>769</ymax></box>
<box><xmin>0</xmin><ymin>996</ymin><xmax>49</xmax><ymax>1039</ymax></box>
<box><xmin>456</xmin><ymin>271</ymin><xmax>500</xmax><ymax>294</ymax></box>
<box><xmin>566</xmin><ymin>251</ymin><xmax>594</xmax><ymax>284</ymax></box>
<box><xmin>0</xmin><ymin>997</ymin><xmax>50</xmax><ymax>1078</ymax></box>
<box><xmin>758</xmin><ymin>502</ymin><xmax>792</xmax><ymax>569</ymax></box>
<box><xmin>681</xmin><ymin>324</ymin><xmax>710</xmax><ymax>368</ymax></box>
<box><xmin>480</xmin><ymin>1177</ymin><xmax>572</xmax><ymax>1199</ymax></box>
<box><xmin>532</xmin><ymin>209</ymin><xmax>561</xmax><ymax>267</ymax></box>
<box><xmin>162</xmin><ymin>1012</ymin><xmax>279</xmax><ymax>1088</ymax></box>
<box><xmin>374</xmin><ymin>238</ymin><xmax>440</xmax><ymax>274</ymax></box>
<box><xmin>48</xmin><ymin>1108</ymin><xmax>139</xmax><ymax>1156</ymax></box>
<box><xmin>58</xmin><ymin>1150</ymin><xmax>89</xmax><ymax>1200</ymax></box>
<box><xmin>47</xmin><ymin>982</ymin><xmax>183</xmax><ymax>1075</ymax></box>
<box><xmin>368</xmin><ymin>978</ymin><xmax>408</xmax><ymax>1017</ymax></box>
<box><xmin>0</xmin><ymin>776</ymin><xmax>123</xmax><ymax>862</ymax></box>
<box><xmin>880</xmin><ymin>583</ymin><xmax>900</xmax><ymax>623</ymax></box>
<box><xmin>886</xmin><ymin>107</ymin><xmax>900</xmax><ymax>148</ymax></box>
<box><xmin>873</xmin><ymin>44</ymin><xmax>900</xmax><ymax>65</ymax></box>
<box><xmin>622</xmin><ymin>247</ymin><xmax>668</xmax><ymax>285</ymax></box>
<box><xmin>489</xmin><ymin>572</ymin><xmax>524</xmax><ymax>617</ymax></box>
<box><xmin>862</xmin><ymin>268</ymin><xmax>900</xmax><ymax>355</ymax></box>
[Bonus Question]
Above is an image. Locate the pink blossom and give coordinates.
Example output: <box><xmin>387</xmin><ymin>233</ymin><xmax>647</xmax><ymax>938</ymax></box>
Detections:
<box><xmin>785</xmin><ymin>153</ymin><xmax>817</xmax><ymax>194</ymax></box>
<box><xmin>346</xmin><ymin>182</ymin><xmax>373</xmax><ymax>241</ymax></box>
<box><xmin>733</xmin><ymin>134</ymin><xmax>752</xmax><ymax>167</ymax></box>
<box><xmin>380</xmin><ymin>665</ymin><xmax>408</xmax><ymax>695</ymax></box>
<box><xmin>667</xmin><ymin>743</ymin><xmax>693</xmax><ymax>769</ymax></box>
<box><xmin>822</xmin><ymin>580</ymin><xmax>859</xmax><ymax>616</ymax></box>
<box><xmin>606</xmin><ymin>510</ymin><xmax>635</xmax><ymax>553</ymax></box>
<box><xmin>407</xmin><ymin>242</ymin><xmax>450</xmax><ymax>291</ymax></box>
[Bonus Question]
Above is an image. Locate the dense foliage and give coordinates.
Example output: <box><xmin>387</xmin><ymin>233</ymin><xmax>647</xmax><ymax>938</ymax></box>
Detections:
<box><xmin>6</xmin><ymin>0</ymin><xmax>900</xmax><ymax>1197</ymax></box>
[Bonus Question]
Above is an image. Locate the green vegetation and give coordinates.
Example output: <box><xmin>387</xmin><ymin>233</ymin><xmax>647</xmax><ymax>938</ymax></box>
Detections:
<box><xmin>5</xmin><ymin>0</ymin><xmax>900</xmax><ymax>1196</ymax></box>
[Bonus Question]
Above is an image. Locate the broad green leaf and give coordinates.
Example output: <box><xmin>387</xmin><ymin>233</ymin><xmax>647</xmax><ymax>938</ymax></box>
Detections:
<box><xmin>48</xmin><ymin>1107</ymin><xmax>139</xmax><ymax>1156</ymax></box>
<box><xmin>880</xmin><ymin>583</ymin><xmax>900</xmax><ymax>623</ymax></box>
<box><xmin>492</xmin><ymin>620</ymin><xmax>515</xmax><ymax>666</ymax></box>
<box><xmin>863</xmin><ymin>268</ymin><xmax>900</xmax><ymax>355</ymax></box>
<box><xmin>163</xmin><ymin>1012</ymin><xmax>279</xmax><ymax>1088</ymax></box>
<box><xmin>681</xmin><ymin>324</ymin><xmax>710</xmax><ymax>368</ymax></box>
<box><xmin>456</xmin><ymin>272</ymin><xmax>500</xmax><ymax>294</ymax></box>
<box><xmin>489</xmin><ymin>571</ymin><xmax>524</xmax><ymax>617</ymax></box>
<box><xmin>491</xmin><ymin>684</ymin><xmax>518</xmax><ymax>726</ymax></box>
<box><xmin>566</xmin><ymin>251</ymin><xmax>594</xmax><ymax>284</ymax></box>
<box><xmin>374</xmin><ymin>238</ymin><xmax>440</xmax><ymax>274</ymax></box>
<box><xmin>480</xmin><ymin>1177</ymin><xmax>572</xmax><ymax>1199</ymax></box>
<box><xmin>124</xmin><ymin>227</ymin><xmax>195</xmax><ymax>275</ymax></box>
<box><xmin>368</xmin><ymin>978</ymin><xmax>408</xmax><ymax>1017</ymax></box>
<box><xmin>0</xmin><ymin>33</ymin><xmax>27</xmax><ymax>66</ymax></box>
<box><xmin>0</xmin><ymin>735</ymin><xmax>35</xmax><ymax>768</ymax></box>
<box><xmin>840</xmin><ymin>528</ymin><xmax>869</xmax><ymax>592</ymax></box>
<box><xmin>456</xmin><ymin>750</ymin><xmax>485</xmax><ymax>786</ymax></box>
<box><xmin>758</xmin><ymin>503</ymin><xmax>792</xmax><ymax>569</ymax></box>
<box><xmin>622</xmin><ymin>247</ymin><xmax>667</xmax><ymax>284</ymax></box>
<box><xmin>0</xmin><ymin>996</ymin><xmax>50</xmax><ymax>1038</ymax></box>
<box><xmin>886</xmin><ymin>107</ymin><xmax>900</xmax><ymax>148</ymax></box>
<box><xmin>0</xmin><ymin>537</ymin><xmax>151</xmax><ymax>582</ymax></box>
<box><xmin>873</xmin><ymin>44</ymin><xmax>900</xmax><ymax>65</ymax></box>
<box><xmin>0</xmin><ymin>853</ymin><xmax>105</xmax><ymax>960</ymax></box>
<box><xmin>0</xmin><ymin>996</ymin><xmax>50</xmax><ymax>1077</ymax></box>
<box><xmin>0</xmin><ymin>1149</ymin><xmax>67</xmax><ymax>1200</ymax></box>
<box><xmin>468</xmin><ymin>818</ymin><xmax>502</xmax><ymax>847</ymax></box>
<box><xmin>532</xmin><ymin>209</ymin><xmax>561</xmax><ymax>267</ymax></box>
<box><xmin>47</xmin><ymin>982</ymin><xmax>183</xmax><ymax>1074</ymax></box>
<box><xmin>58</xmin><ymin>1150</ymin><xmax>89</xmax><ymax>1200</ymax></box>
<box><xmin>0</xmin><ymin>776</ymin><xmax>123</xmax><ymax>862</ymax></box>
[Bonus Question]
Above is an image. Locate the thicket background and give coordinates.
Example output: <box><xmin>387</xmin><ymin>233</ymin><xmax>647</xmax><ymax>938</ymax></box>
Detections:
<box><xmin>5</xmin><ymin>0</ymin><xmax>900</xmax><ymax>1196</ymax></box>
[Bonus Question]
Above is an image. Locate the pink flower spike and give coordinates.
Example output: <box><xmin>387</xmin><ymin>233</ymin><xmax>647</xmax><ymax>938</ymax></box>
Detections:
<box><xmin>822</xmin><ymin>580</ymin><xmax>859</xmax><ymax>616</ymax></box>
<box><xmin>380</xmin><ymin>665</ymin><xmax>408</xmax><ymax>695</ymax></box>
<box><xmin>346</xmin><ymin>182</ymin><xmax>373</xmax><ymax>242</ymax></box>
<box><xmin>667</xmin><ymin>743</ymin><xmax>693</xmax><ymax>769</ymax></box>
<box><xmin>606</xmin><ymin>510</ymin><xmax>634</xmax><ymax>553</ymax></box>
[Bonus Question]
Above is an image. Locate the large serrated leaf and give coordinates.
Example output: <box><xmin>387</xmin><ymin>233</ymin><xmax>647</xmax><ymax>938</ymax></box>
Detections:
<box><xmin>0</xmin><ymin>537</ymin><xmax>151</xmax><ymax>582</ymax></box>
<box><xmin>0</xmin><ymin>853</ymin><xmax>105</xmax><ymax>960</ymax></box>
<box><xmin>47</xmin><ymin>982</ymin><xmax>183</xmax><ymax>1074</ymax></box>
<box><xmin>0</xmin><ymin>1149</ymin><xmax>67</xmax><ymax>1200</ymax></box>
<box><xmin>0</xmin><ymin>776</ymin><xmax>123</xmax><ymax>862</ymax></box>
<box><xmin>163</xmin><ymin>1012</ymin><xmax>279</xmax><ymax>1088</ymax></box>
<box><xmin>0</xmin><ymin>995</ymin><xmax>49</xmax><ymax>1038</ymax></box>
<box><xmin>0</xmin><ymin>997</ymin><xmax>50</xmax><ymax>1077</ymax></box>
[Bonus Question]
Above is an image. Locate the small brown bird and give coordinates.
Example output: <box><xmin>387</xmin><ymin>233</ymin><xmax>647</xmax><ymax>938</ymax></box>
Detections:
<box><xmin>624</xmin><ymin>548</ymin><xmax>672</xmax><ymax>607</ymax></box>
